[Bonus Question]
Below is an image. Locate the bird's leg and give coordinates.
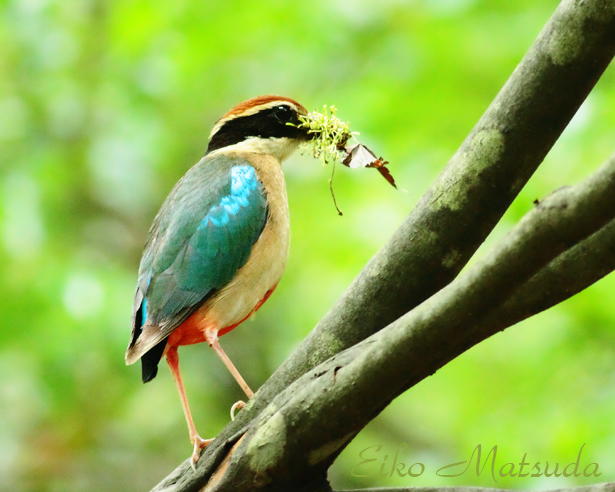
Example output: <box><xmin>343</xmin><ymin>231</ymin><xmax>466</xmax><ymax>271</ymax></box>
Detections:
<box><xmin>204</xmin><ymin>329</ymin><xmax>254</xmax><ymax>399</ymax></box>
<box><xmin>166</xmin><ymin>346</ymin><xmax>212</xmax><ymax>466</ymax></box>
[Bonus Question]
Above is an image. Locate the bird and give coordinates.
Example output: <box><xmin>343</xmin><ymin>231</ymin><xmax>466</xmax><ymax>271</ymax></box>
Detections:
<box><xmin>125</xmin><ymin>95</ymin><xmax>313</xmax><ymax>464</ymax></box>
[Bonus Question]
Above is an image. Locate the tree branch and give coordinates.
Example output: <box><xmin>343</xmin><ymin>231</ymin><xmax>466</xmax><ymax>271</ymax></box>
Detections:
<box><xmin>477</xmin><ymin>215</ymin><xmax>615</xmax><ymax>332</ymax></box>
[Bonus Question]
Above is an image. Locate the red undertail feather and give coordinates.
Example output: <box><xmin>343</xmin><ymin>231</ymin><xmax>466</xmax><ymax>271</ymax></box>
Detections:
<box><xmin>167</xmin><ymin>284</ymin><xmax>279</xmax><ymax>347</ymax></box>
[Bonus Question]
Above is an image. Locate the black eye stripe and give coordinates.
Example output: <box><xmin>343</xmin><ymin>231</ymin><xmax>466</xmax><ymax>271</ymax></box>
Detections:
<box><xmin>207</xmin><ymin>104</ymin><xmax>308</xmax><ymax>153</ymax></box>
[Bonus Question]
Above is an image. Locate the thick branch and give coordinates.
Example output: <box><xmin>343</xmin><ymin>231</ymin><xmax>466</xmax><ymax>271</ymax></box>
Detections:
<box><xmin>200</xmin><ymin>153</ymin><xmax>615</xmax><ymax>490</ymax></box>
<box><xmin>478</xmin><ymin>215</ymin><xmax>615</xmax><ymax>332</ymax></box>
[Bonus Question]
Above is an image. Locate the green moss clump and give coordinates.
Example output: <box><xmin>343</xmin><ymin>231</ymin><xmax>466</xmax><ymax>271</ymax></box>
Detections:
<box><xmin>292</xmin><ymin>105</ymin><xmax>357</xmax><ymax>163</ymax></box>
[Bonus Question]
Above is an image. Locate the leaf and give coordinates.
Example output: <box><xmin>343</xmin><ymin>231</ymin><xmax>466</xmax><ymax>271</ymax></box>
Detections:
<box><xmin>341</xmin><ymin>143</ymin><xmax>377</xmax><ymax>169</ymax></box>
<box><xmin>341</xmin><ymin>143</ymin><xmax>397</xmax><ymax>188</ymax></box>
<box><xmin>366</xmin><ymin>158</ymin><xmax>397</xmax><ymax>188</ymax></box>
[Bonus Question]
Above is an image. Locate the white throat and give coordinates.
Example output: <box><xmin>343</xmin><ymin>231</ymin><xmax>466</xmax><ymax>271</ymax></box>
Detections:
<box><xmin>212</xmin><ymin>137</ymin><xmax>300</xmax><ymax>163</ymax></box>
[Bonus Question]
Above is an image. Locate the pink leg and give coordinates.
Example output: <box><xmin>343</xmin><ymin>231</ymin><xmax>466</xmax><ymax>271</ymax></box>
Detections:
<box><xmin>166</xmin><ymin>346</ymin><xmax>213</xmax><ymax>466</ymax></box>
<box><xmin>205</xmin><ymin>329</ymin><xmax>254</xmax><ymax>399</ymax></box>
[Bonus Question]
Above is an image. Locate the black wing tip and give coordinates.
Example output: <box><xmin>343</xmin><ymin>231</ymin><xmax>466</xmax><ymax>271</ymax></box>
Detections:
<box><xmin>142</xmin><ymin>365</ymin><xmax>158</xmax><ymax>383</ymax></box>
<box><xmin>140</xmin><ymin>337</ymin><xmax>169</xmax><ymax>384</ymax></box>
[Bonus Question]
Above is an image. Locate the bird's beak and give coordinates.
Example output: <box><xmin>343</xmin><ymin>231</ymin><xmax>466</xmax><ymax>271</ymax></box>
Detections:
<box><xmin>300</xmin><ymin>126</ymin><xmax>317</xmax><ymax>141</ymax></box>
<box><xmin>289</xmin><ymin>111</ymin><xmax>315</xmax><ymax>142</ymax></box>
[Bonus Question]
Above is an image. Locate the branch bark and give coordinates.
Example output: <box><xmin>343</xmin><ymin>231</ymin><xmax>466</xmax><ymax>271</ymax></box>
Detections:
<box><xmin>151</xmin><ymin>0</ymin><xmax>615</xmax><ymax>490</ymax></box>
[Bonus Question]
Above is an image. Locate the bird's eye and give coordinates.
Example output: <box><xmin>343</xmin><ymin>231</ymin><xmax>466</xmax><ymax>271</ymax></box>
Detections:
<box><xmin>274</xmin><ymin>105</ymin><xmax>293</xmax><ymax>122</ymax></box>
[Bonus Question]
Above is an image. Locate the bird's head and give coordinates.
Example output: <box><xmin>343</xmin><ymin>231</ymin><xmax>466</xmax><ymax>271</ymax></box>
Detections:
<box><xmin>206</xmin><ymin>95</ymin><xmax>313</xmax><ymax>162</ymax></box>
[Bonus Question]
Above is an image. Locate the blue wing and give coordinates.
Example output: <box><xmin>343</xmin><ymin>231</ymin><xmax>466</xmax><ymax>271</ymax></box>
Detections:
<box><xmin>126</xmin><ymin>153</ymin><xmax>268</xmax><ymax>378</ymax></box>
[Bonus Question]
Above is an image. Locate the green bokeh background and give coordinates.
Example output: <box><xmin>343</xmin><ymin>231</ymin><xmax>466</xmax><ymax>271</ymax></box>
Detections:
<box><xmin>1</xmin><ymin>0</ymin><xmax>615</xmax><ymax>490</ymax></box>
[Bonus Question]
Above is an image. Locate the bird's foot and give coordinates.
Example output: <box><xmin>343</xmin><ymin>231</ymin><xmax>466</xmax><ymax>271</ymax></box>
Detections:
<box><xmin>230</xmin><ymin>400</ymin><xmax>246</xmax><ymax>421</ymax></box>
<box><xmin>190</xmin><ymin>435</ymin><xmax>213</xmax><ymax>470</ymax></box>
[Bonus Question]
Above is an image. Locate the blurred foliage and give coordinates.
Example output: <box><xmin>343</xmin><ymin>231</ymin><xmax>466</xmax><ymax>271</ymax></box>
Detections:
<box><xmin>1</xmin><ymin>0</ymin><xmax>615</xmax><ymax>490</ymax></box>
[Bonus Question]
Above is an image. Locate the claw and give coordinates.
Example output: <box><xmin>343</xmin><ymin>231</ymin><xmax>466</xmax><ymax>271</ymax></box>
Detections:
<box><xmin>230</xmin><ymin>400</ymin><xmax>246</xmax><ymax>421</ymax></box>
<box><xmin>190</xmin><ymin>435</ymin><xmax>213</xmax><ymax>470</ymax></box>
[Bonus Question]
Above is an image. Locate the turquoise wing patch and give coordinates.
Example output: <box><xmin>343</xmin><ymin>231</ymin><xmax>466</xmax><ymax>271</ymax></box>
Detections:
<box><xmin>174</xmin><ymin>166</ymin><xmax>267</xmax><ymax>292</ymax></box>
<box><xmin>131</xmin><ymin>155</ymin><xmax>268</xmax><ymax>347</ymax></box>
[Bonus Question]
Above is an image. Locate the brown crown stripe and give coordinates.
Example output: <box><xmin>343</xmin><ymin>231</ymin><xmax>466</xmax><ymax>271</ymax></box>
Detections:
<box><xmin>222</xmin><ymin>95</ymin><xmax>307</xmax><ymax>121</ymax></box>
